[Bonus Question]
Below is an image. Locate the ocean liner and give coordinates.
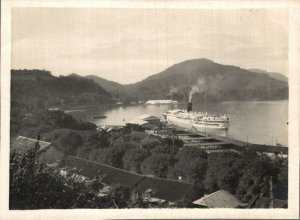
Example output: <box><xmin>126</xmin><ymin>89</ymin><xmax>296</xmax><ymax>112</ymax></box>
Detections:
<box><xmin>163</xmin><ymin>102</ymin><xmax>230</xmax><ymax>134</ymax></box>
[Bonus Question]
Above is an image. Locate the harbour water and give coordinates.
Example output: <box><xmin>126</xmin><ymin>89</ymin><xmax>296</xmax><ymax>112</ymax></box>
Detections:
<box><xmin>68</xmin><ymin>100</ymin><xmax>288</xmax><ymax>146</ymax></box>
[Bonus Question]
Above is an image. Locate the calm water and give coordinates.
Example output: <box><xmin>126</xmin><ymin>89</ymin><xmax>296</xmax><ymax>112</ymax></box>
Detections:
<box><xmin>68</xmin><ymin>100</ymin><xmax>288</xmax><ymax>146</ymax></box>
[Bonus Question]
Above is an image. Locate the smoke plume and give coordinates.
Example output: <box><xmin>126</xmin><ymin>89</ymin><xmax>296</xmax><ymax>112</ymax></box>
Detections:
<box><xmin>189</xmin><ymin>79</ymin><xmax>206</xmax><ymax>102</ymax></box>
<box><xmin>168</xmin><ymin>86</ymin><xmax>178</xmax><ymax>96</ymax></box>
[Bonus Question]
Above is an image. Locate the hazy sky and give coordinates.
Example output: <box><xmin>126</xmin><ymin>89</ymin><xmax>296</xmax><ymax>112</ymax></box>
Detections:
<box><xmin>12</xmin><ymin>8</ymin><xmax>288</xmax><ymax>84</ymax></box>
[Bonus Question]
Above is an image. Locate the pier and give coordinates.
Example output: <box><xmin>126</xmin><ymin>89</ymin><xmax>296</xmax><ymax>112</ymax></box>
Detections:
<box><xmin>147</xmin><ymin>123</ymin><xmax>288</xmax><ymax>156</ymax></box>
<box><xmin>101</xmin><ymin>121</ymin><xmax>288</xmax><ymax>156</ymax></box>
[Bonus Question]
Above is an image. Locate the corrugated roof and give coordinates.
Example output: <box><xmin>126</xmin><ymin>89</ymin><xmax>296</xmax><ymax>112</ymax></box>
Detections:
<box><xmin>63</xmin><ymin>156</ymin><xmax>194</xmax><ymax>202</ymax></box>
<box><xmin>192</xmin><ymin>190</ymin><xmax>243</xmax><ymax>208</ymax></box>
<box><xmin>135</xmin><ymin>176</ymin><xmax>193</xmax><ymax>202</ymax></box>
<box><xmin>11</xmin><ymin>136</ymin><xmax>52</xmax><ymax>154</ymax></box>
<box><xmin>249</xmin><ymin>196</ymin><xmax>287</xmax><ymax>208</ymax></box>
<box><xmin>127</xmin><ymin>119</ymin><xmax>149</xmax><ymax>125</ymax></box>
<box><xmin>63</xmin><ymin>156</ymin><xmax>145</xmax><ymax>188</ymax></box>
<box><xmin>137</xmin><ymin>114</ymin><xmax>160</xmax><ymax>120</ymax></box>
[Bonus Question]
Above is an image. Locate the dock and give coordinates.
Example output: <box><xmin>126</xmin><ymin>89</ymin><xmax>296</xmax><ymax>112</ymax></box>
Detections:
<box><xmin>148</xmin><ymin>124</ymin><xmax>288</xmax><ymax>156</ymax></box>
<box><xmin>99</xmin><ymin>123</ymin><xmax>288</xmax><ymax>156</ymax></box>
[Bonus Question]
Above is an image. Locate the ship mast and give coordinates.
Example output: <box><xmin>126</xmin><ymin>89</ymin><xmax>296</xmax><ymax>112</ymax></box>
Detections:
<box><xmin>205</xmin><ymin>92</ymin><xmax>207</xmax><ymax>137</ymax></box>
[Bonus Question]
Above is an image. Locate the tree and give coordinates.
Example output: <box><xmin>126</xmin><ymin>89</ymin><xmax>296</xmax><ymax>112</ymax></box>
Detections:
<box><xmin>203</xmin><ymin>152</ymin><xmax>245</xmax><ymax>194</ymax></box>
<box><xmin>123</xmin><ymin>148</ymin><xmax>150</xmax><ymax>173</ymax></box>
<box><xmin>10</xmin><ymin>143</ymin><xmax>160</xmax><ymax>209</ymax></box>
<box><xmin>150</xmin><ymin>145</ymin><xmax>172</xmax><ymax>155</ymax></box>
<box><xmin>168</xmin><ymin>147</ymin><xmax>208</xmax><ymax>195</ymax></box>
<box><xmin>107</xmin><ymin>184</ymin><xmax>131</xmax><ymax>208</ymax></box>
<box><xmin>140</xmin><ymin>154</ymin><xmax>170</xmax><ymax>178</ymax></box>
<box><xmin>163</xmin><ymin>137</ymin><xmax>184</xmax><ymax>148</ymax></box>
<box><xmin>84</xmin><ymin>130</ymin><xmax>110</xmax><ymax>149</ymax></box>
<box><xmin>129</xmin><ymin>189</ymin><xmax>173</xmax><ymax>208</ymax></box>
<box><xmin>10</xmin><ymin>145</ymin><xmax>107</xmax><ymax>209</ymax></box>
<box><xmin>236</xmin><ymin>154</ymin><xmax>282</xmax><ymax>202</ymax></box>
<box><xmin>176</xmin><ymin>146</ymin><xmax>207</xmax><ymax>161</ymax></box>
<box><xmin>51</xmin><ymin>129</ymin><xmax>83</xmax><ymax>155</ymax></box>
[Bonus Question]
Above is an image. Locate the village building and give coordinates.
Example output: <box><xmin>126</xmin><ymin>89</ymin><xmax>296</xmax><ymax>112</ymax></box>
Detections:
<box><xmin>135</xmin><ymin>176</ymin><xmax>194</xmax><ymax>204</ymax></box>
<box><xmin>11</xmin><ymin>136</ymin><xmax>65</xmax><ymax>165</ymax></box>
<box><xmin>192</xmin><ymin>190</ymin><xmax>247</xmax><ymax>208</ymax></box>
<box><xmin>62</xmin><ymin>156</ymin><xmax>193</xmax><ymax>203</ymax></box>
<box><xmin>137</xmin><ymin>114</ymin><xmax>161</xmax><ymax>125</ymax></box>
<box><xmin>63</xmin><ymin>156</ymin><xmax>145</xmax><ymax>188</ymax></box>
<box><xmin>11</xmin><ymin>136</ymin><xmax>52</xmax><ymax>154</ymax></box>
<box><xmin>127</xmin><ymin>118</ymin><xmax>159</xmax><ymax>130</ymax></box>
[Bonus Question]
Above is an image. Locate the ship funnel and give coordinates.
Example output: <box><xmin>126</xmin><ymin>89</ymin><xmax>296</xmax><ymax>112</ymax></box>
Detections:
<box><xmin>187</xmin><ymin>102</ymin><xmax>192</xmax><ymax>112</ymax></box>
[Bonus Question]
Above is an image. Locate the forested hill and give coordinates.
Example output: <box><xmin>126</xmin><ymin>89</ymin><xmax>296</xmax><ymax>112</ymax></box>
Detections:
<box><xmin>12</xmin><ymin>58</ymin><xmax>289</xmax><ymax>107</ymax></box>
<box><xmin>87</xmin><ymin>59</ymin><xmax>288</xmax><ymax>102</ymax></box>
<box><xmin>11</xmin><ymin>69</ymin><xmax>113</xmax><ymax>110</ymax></box>
<box><xmin>247</xmin><ymin>68</ymin><xmax>288</xmax><ymax>82</ymax></box>
<box><xmin>120</xmin><ymin>59</ymin><xmax>288</xmax><ymax>102</ymax></box>
<box><xmin>86</xmin><ymin>75</ymin><xmax>124</xmax><ymax>93</ymax></box>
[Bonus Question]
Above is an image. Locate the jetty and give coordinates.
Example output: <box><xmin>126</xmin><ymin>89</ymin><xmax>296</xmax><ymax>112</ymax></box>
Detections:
<box><xmin>147</xmin><ymin>123</ymin><xmax>288</xmax><ymax>156</ymax></box>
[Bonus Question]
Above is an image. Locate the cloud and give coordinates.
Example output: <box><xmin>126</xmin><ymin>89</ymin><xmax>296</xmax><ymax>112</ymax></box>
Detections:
<box><xmin>12</xmin><ymin>8</ymin><xmax>288</xmax><ymax>83</ymax></box>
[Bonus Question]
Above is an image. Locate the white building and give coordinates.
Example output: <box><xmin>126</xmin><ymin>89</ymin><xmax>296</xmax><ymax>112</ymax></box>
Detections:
<box><xmin>145</xmin><ymin>100</ymin><xmax>178</xmax><ymax>105</ymax></box>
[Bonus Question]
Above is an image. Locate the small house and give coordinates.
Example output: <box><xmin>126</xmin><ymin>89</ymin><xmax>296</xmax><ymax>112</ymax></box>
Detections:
<box><xmin>11</xmin><ymin>136</ymin><xmax>65</xmax><ymax>164</ymax></box>
<box><xmin>137</xmin><ymin>114</ymin><xmax>160</xmax><ymax>125</ymax></box>
<box><xmin>192</xmin><ymin>190</ymin><xmax>246</xmax><ymax>208</ymax></box>
<box><xmin>11</xmin><ymin>136</ymin><xmax>52</xmax><ymax>154</ymax></box>
<box><xmin>135</xmin><ymin>176</ymin><xmax>194</xmax><ymax>203</ymax></box>
<box><xmin>127</xmin><ymin>118</ymin><xmax>158</xmax><ymax>130</ymax></box>
<box><xmin>62</xmin><ymin>156</ymin><xmax>195</xmax><ymax>204</ymax></box>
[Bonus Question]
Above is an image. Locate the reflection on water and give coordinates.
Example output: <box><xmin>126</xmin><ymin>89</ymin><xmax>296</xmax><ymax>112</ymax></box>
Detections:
<box><xmin>69</xmin><ymin>100</ymin><xmax>288</xmax><ymax>146</ymax></box>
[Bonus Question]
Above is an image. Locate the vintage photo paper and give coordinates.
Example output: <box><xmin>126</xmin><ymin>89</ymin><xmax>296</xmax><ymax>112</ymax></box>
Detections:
<box><xmin>1</xmin><ymin>0</ymin><xmax>299</xmax><ymax>219</ymax></box>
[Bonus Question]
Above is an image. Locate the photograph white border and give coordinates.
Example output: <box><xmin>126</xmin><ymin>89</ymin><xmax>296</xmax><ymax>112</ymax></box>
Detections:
<box><xmin>1</xmin><ymin>0</ymin><xmax>299</xmax><ymax>219</ymax></box>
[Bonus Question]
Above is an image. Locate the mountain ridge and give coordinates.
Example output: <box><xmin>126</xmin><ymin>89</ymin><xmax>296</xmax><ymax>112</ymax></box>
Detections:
<box><xmin>11</xmin><ymin>58</ymin><xmax>288</xmax><ymax>105</ymax></box>
<box><xmin>247</xmin><ymin>68</ymin><xmax>288</xmax><ymax>82</ymax></box>
<box><xmin>11</xmin><ymin>69</ymin><xmax>114</xmax><ymax>110</ymax></box>
<box><xmin>86</xmin><ymin>58</ymin><xmax>288</xmax><ymax>102</ymax></box>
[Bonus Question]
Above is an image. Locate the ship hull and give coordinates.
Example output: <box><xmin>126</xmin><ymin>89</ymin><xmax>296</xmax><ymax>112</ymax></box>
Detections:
<box><xmin>166</xmin><ymin>115</ymin><xmax>228</xmax><ymax>136</ymax></box>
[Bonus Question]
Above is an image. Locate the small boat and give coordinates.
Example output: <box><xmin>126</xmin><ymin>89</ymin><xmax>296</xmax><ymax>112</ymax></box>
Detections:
<box><xmin>92</xmin><ymin>115</ymin><xmax>107</xmax><ymax>119</ymax></box>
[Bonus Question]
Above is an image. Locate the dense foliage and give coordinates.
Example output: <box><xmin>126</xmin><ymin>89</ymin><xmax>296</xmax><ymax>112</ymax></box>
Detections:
<box><xmin>55</xmin><ymin>126</ymin><xmax>287</xmax><ymax>203</ymax></box>
<box><xmin>11</xmin><ymin>109</ymin><xmax>97</xmax><ymax>138</ymax></box>
<box><xmin>10</xmin><ymin>145</ymin><xmax>172</xmax><ymax>209</ymax></box>
<box><xmin>11</xmin><ymin>69</ymin><xmax>113</xmax><ymax>113</ymax></box>
<box><xmin>10</xmin><ymin>144</ymin><xmax>107</xmax><ymax>209</ymax></box>
<box><xmin>10</xmin><ymin>95</ymin><xmax>288</xmax><ymax>207</ymax></box>
<box><xmin>10</xmin><ymin>66</ymin><xmax>288</xmax><ymax>209</ymax></box>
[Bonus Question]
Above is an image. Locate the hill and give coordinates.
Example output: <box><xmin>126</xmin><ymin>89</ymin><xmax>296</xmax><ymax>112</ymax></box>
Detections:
<box><xmin>11</xmin><ymin>69</ymin><xmax>113</xmax><ymax>111</ymax></box>
<box><xmin>248</xmin><ymin>68</ymin><xmax>288</xmax><ymax>82</ymax></box>
<box><xmin>85</xmin><ymin>75</ymin><xmax>127</xmax><ymax>101</ymax></box>
<box><xmin>86</xmin><ymin>75</ymin><xmax>124</xmax><ymax>92</ymax></box>
<box><xmin>119</xmin><ymin>59</ymin><xmax>288</xmax><ymax>102</ymax></box>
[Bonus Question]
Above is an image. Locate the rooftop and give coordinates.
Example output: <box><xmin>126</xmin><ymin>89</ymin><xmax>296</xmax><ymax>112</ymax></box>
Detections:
<box><xmin>137</xmin><ymin>114</ymin><xmax>160</xmax><ymax>120</ymax></box>
<box><xmin>63</xmin><ymin>156</ymin><xmax>194</xmax><ymax>202</ymax></box>
<box><xmin>135</xmin><ymin>176</ymin><xmax>193</xmax><ymax>202</ymax></box>
<box><xmin>11</xmin><ymin>136</ymin><xmax>52</xmax><ymax>154</ymax></box>
<box><xmin>63</xmin><ymin>156</ymin><xmax>145</xmax><ymax>188</ymax></box>
<box><xmin>192</xmin><ymin>190</ymin><xmax>244</xmax><ymax>208</ymax></box>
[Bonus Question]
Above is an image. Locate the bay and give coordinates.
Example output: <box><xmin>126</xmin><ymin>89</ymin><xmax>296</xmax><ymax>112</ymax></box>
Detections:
<box><xmin>68</xmin><ymin>100</ymin><xmax>288</xmax><ymax>146</ymax></box>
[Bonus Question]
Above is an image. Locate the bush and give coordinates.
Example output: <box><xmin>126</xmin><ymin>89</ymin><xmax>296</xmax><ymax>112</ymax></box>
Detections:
<box><xmin>140</xmin><ymin>154</ymin><xmax>170</xmax><ymax>178</ymax></box>
<box><xmin>51</xmin><ymin>129</ymin><xmax>83</xmax><ymax>155</ymax></box>
<box><xmin>203</xmin><ymin>152</ymin><xmax>245</xmax><ymax>194</ymax></box>
<box><xmin>10</xmin><ymin>145</ymin><xmax>107</xmax><ymax>209</ymax></box>
<box><xmin>123</xmin><ymin>148</ymin><xmax>150</xmax><ymax>173</ymax></box>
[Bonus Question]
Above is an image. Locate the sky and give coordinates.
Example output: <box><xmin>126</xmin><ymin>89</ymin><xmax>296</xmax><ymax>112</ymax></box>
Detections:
<box><xmin>12</xmin><ymin>8</ymin><xmax>288</xmax><ymax>84</ymax></box>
